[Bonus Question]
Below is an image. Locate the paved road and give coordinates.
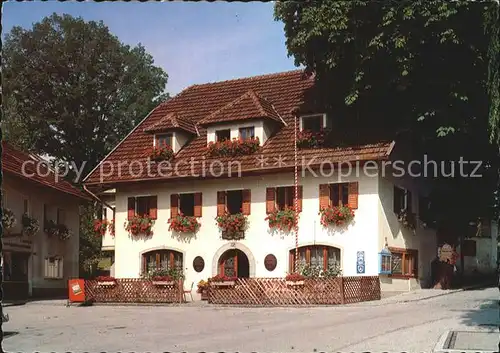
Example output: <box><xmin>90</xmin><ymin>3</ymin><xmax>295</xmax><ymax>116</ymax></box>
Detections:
<box><xmin>3</xmin><ymin>288</ymin><xmax>498</xmax><ymax>352</ymax></box>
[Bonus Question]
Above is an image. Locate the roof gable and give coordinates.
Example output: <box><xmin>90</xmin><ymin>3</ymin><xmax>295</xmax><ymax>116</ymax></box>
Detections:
<box><xmin>143</xmin><ymin>112</ymin><xmax>198</xmax><ymax>135</ymax></box>
<box><xmin>198</xmin><ymin>89</ymin><xmax>284</xmax><ymax>126</ymax></box>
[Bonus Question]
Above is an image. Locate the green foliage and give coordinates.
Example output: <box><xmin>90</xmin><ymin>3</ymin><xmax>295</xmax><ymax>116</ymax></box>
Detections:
<box><xmin>2</xmin><ymin>13</ymin><xmax>169</xmax><ymax>176</ymax></box>
<box><xmin>275</xmin><ymin>0</ymin><xmax>500</xmax><ymax>227</ymax></box>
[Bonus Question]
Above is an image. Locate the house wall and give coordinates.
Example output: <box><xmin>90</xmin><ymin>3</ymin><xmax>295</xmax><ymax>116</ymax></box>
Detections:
<box><xmin>456</xmin><ymin>221</ymin><xmax>498</xmax><ymax>275</ymax></box>
<box><xmin>378</xmin><ymin>171</ymin><xmax>437</xmax><ymax>292</ymax></box>
<box><xmin>3</xmin><ymin>173</ymin><xmax>80</xmax><ymax>297</ymax></box>
<box><xmin>207</xmin><ymin>120</ymin><xmax>266</xmax><ymax>143</ymax></box>
<box><xmin>111</xmin><ymin>171</ymin><xmax>381</xmax><ymax>297</ymax></box>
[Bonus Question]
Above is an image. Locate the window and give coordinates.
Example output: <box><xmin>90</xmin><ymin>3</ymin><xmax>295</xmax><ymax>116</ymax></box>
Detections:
<box><xmin>179</xmin><ymin>193</ymin><xmax>195</xmax><ymax>217</ymax></box>
<box><xmin>330</xmin><ymin>183</ymin><xmax>349</xmax><ymax>207</ymax></box>
<box><xmin>23</xmin><ymin>199</ymin><xmax>30</xmax><ymax>216</ymax></box>
<box><xmin>217</xmin><ymin>190</ymin><xmax>251</xmax><ymax>216</ymax></box>
<box><xmin>289</xmin><ymin>246</ymin><xmax>341</xmax><ymax>273</ymax></box>
<box><xmin>103</xmin><ymin>207</ymin><xmax>108</xmax><ymax>220</ymax></box>
<box><xmin>301</xmin><ymin>114</ymin><xmax>323</xmax><ymax>132</ymax></box>
<box><xmin>227</xmin><ymin>190</ymin><xmax>243</xmax><ymax>214</ymax></box>
<box><xmin>276</xmin><ymin>186</ymin><xmax>294</xmax><ymax>210</ymax></box>
<box><xmin>388</xmin><ymin>248</ymin><xmax>418</xmax><ymax>278</ymax></box>
<box><xmin>239</xmin><ymin>126</ymin><xmax>255</xmax><ymax>140</ymax></box>
<box><xmin>216</xmin><ymin>129</ymin><xmax>231</xmax><ymax>142</ymax></box>
<box><xmin>43</xmin><ymin>204</ymin><xmax>47</xmax><ymax>222</ymax></box>
<box><xmin>57</xmin><ymin>209</ymin><xmax>65</xmax><ymax>225</ymax></box>
<box><xmin>156</xmin><ymin>133</ymin><xmax>173</xmax><ymax>148</ymax></box>
<box><xmin>170</xmin><ymin>192</ymin><xmax>202</xmax><ymax>218</ymax></box>
<box><xmin>393</xmin><ymin>186</ymin><xmax>412</xmax><ymax>213</ymax></box>
<box><xmin>44</xmin><ymin>256</ymin><xmax>64</xmax><ymax>279</ymax></box>
<box><xmin>142</xmin><ymin>249</ymin><xmax>183</xmax><ymax>274</ymax></box>
<box><xmin>127</xmin><ymin>196</ymin><xmax>158</xmax><ymax>219</ymax></box>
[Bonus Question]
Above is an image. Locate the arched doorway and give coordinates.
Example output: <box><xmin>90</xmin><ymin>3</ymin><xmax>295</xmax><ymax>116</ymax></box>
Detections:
<box><xmin>218</xmin><ymin>249</ymin><xmax>249</xmax><ymax>278</ymax></box>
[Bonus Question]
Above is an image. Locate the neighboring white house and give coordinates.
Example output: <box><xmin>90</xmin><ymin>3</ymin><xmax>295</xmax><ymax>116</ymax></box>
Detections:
<box><xmin>2</xmin><ymin>142</ymin><xmax>89</xmax><ymax>299</ymax></box>
<box><xmin>84</xmin><ymin>69</ymin><xmax>439</xmax><ymax>297</ymax></box>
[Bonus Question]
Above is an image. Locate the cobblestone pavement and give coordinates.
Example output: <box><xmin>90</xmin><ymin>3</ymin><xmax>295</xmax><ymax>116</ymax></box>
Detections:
<box><xmin>3</xmin><ymin>287</ymin><xmax>498</xmax><ymax>352</ymax></box>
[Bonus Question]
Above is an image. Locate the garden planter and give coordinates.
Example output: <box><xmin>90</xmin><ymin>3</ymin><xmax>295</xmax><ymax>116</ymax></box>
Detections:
<box><xmin>211</xmin><ymin>281</ymin><xmax>235</xmax><ymax>287</ymax></box>
<box><xmin>286</xmin><ymin>280</ymin><xmax>304</xmax><ymax>286</ymax></box>
<box><xmin>221</xmin><ymin>231</ymin><xmax>245</xmax><ymax>240</ymax></box>
<box><xmin>152</xmin><ymin>281</ymin><xmax>175</xmax><ymax>286</ymax></box>
<box><xmin>97</xmin><ymin>281</ymin><xmax>116</xmax><ymax>287</ymax></box>
<box><xmin>200</xmin><ymin>290</ymin><xmax>209</xmax><ymax>300</ymax></box>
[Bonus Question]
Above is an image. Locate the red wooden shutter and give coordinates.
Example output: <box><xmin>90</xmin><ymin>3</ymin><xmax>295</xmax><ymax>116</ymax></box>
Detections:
<box><xmin>296</xmin><ymin>185</ymin><xmax>303</xmax><ymax>212</ymax></box>
<box><xmin>242</xmin><ymin>189</ymin><xmax>251</xmax><ymax>215</ymax></box>
<box><xmin>149</xmin><ymin>196</ymin><xmax>158</xmax><ymax>219</ymax></box>
<box><xmin>127</xmin><ymin>197</ymin><xmax>136</xmax><ymax>220</ymax></box>
<box><xmin>170</xmin><ymin>194</ymin><xmax>179</xmax><ymax>218</ymax></box>
<box><xmin>348</xmin><ymin>182</ymin><xmax>359</xmax><ymax>209</ymax></box>
<box><xmin>217</xmin><ymin>191</ymin><xmax>226</xmax><ymax>216</ymax></box>
<box><xmin>194</xmin><ymin>192</ymin><xmax>202</xmax><ymax>217</ymax></box>
<box><xmin>266</xmin><ymin>187</ymin><xmax>276</xmax><ymax>213</ymax></box>
<box><xmin>319</xmin><ymin>184</ymin><xmax>330</xmax><ymax>210</ymax></box>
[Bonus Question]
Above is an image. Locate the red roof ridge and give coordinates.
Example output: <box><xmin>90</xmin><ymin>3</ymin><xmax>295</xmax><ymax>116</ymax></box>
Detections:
<box><xmin>144</xmin><ymin>111</ymin><xmax>198</xmax><ymax>135</ymax></box>
<box><xmin>189</xmin><ymin>68</ymin><xmax>307</xmax><ymax>90</ymax></box>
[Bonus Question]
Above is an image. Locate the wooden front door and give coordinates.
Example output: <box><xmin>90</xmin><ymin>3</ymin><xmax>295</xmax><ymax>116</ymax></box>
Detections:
<box><xmin>219</xmin><ymin>250</ymin><xmax>238</xmax><ymax>277</ymax></box>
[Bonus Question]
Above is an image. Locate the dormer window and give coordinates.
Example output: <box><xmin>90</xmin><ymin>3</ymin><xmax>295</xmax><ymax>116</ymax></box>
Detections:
<box><xmin>156</xmin><ymin>133</ymin><xmax>173</xmax><ymax>147</ymax></box>
<box><xmin>239</xmin><ymin>126</ymin><xmax>255</xmax><ymax>140</ymax></box>
<box><xmin>216</xmin><ymin>129</ymin><xmax>231</xmax><ymax>142</ymax></box>
<box><xmin>301</xmin><ymin>114</ymin><xmax>325</xmax><ymax>132</ymax></box>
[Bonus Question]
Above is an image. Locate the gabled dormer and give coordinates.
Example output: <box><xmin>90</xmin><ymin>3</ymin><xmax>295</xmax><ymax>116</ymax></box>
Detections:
<box><xmin>199</xmin><ymin>89</ymin><xmax>285</xmax><ymax>146</ymax></box>
<box><xmin>143</xmin><ymin>112</ymin><xmax>198</xmax><ymax>153</ymax></box>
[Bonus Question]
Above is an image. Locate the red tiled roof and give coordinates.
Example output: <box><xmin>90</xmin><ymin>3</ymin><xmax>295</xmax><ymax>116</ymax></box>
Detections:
<box><xmin>2</xmin><ymin>142</ymin><xmax>90</xmax><ymax>200</ymax></box>
<box><xmin>84</xmin><ymin>69</ymin><xmax>394</xmax><ymax>185</ymax></box>
<box><xmin>143</xmin><ymin>112</ymin><xmax>197</xmax><ymax>135</ymax></box>
<box><xmin>198</xmin><ymin>89</ymin><xmax>283</xmax><ymax>126</ymax></box>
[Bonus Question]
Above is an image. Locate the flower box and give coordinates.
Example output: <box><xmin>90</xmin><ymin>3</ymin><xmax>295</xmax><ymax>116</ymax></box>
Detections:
<box><xmin>286</xmin><ymin>280</ymin><xmax>305</xmax><ymax>286</ymax></box>
<box><xmin>125</xmin><ymin>216</ymin><xmax>154</xmax><ymax>237</ymax></box>
<box><xmin>217</xmin><ymin>213</ymin><xmax>247</xmax><ymax>240</ymax></box>
<box><xmin>150</xmin><ymin>144</ymin><xmax>174</xmax><ymax>162</ymax></box>
<box><xmin>200</xmin><ymin>289</ymin><xmax>209</xmax><ymax>300</ymax></box>
<box><xmin>168</xmin><ymin>213</ymin><xmax>200</xmax><ymax>233</ymax></box>
<box><xmin>207</xmin><ymin>137</ymin><xmax>260</xmax><ymax>157</ymax></box>
<box><xmin>319</xmin><ymin>205</ymin><xmax>355</xmax><ymax>227</ymax></box>
<box><xmin>44</xmin><ymin>220</ymin><xmax>72</xmax><ymax>240</ymax></box>
<box><xmin>22</xmin><ymin>213</ymin><xmax>40</xmax><ymax>236</ymax></box>
<box><xmin>2</xmin><ymin>208</ymin><xmax>17</xmax><ymax>233</ymax></box>
<box><xmin>265</xmin><ymin>207</ymin><xmax>298</xmax><ymax>232</ymax></box>
<box><xmin>93</xmin><ymin>219</ymin><xmax>108</xmax><ymax>236</ymax></box>
<box><xmin>210</xmin><ymin>281</ymin><xmax>235</xmax><ymax>287</ymax></box>
<box><xmin>296</xmin><ymin>129</ymin><xmax>329</xmax><ymax>149</ymax></box>
<box><xmin>97</xmin><ymin>281</ymin><xmax>116</xmax><ymax>286</ymax></box>
<box><xmin>152</xmin><ymin>280</ymin><xmax>175</xmax><ymax>286</ymax></box>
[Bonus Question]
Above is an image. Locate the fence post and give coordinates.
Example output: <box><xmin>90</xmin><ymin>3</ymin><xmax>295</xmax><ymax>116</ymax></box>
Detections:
<box><xmin>340</xmin><ymin>277</ymin><xmax>345</xmax><ymax>304</ymax></box>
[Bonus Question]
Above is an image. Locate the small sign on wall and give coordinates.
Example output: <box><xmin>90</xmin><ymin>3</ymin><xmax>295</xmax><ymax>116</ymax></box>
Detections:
<box><xmin>356</xmin><ymin>251</ymin><xmax>365</xmax><ymax>274</ymax></box>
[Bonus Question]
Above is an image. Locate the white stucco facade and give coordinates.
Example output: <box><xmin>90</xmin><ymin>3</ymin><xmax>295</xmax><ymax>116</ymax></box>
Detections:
<box><xmin>101</xmin><ymin>165</ymin><xmax>438</xmax><ymax>297</ymax></box>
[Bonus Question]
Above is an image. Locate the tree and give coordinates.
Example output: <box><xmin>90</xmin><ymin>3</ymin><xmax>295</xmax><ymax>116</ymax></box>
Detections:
<box><xmin>2</xmin><ymin>13</ymin><xmax>169</xmax><ymax>276</ymax></box>
<box><xmin>3</xmin><ymin>13</ymin><xmax>169</xmax><ymax>176</ymax></box>
<box><xmin>275</xmin><ymin>0</ymin><xmax>500</xmax><ymax>226</ymax></box>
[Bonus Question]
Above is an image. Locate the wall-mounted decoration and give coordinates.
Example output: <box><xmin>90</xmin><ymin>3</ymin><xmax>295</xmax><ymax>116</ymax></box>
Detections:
<box><xmin>356</xmin><ymin>251</ymin><xmax>365</xmax><ymax>274</ymax></box>
<box><xmin>378</xmin><ymin>248</ymin><xmax>392</xmax><ymax>275</ymax></box>
<box><xmin>264</xmin><ymin>254</ymin><xmax>277</xmax><ymax>272</ymax></box>
<box><xmin>193</xmin><ymin>256</ymin><xmax>205</xmax><ymax>273</ymax></box>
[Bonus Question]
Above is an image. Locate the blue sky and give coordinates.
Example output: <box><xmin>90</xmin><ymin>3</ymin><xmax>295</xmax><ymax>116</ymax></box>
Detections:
<box><xmin>3</xmin><ymin>1</ymin><xmax>300</xmax><ymax>95</ymax></box>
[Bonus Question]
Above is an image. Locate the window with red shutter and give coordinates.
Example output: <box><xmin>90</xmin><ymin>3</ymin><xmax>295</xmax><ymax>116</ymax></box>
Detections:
<box><xmin>242</xmin><ymin>189</ymin><xmax>251</xmax><ymax>215</ymax></box>
<box><xmin>266</xmin><ymin>187</ymin><xmax>276</xmax><ymax>213</ymax></box>
<box><xmin>193</xmin><ymin>192</ymin><xmax>202</xmax><ymax>217</ymax></box>
<box><xmin>170</xmin><ymin>194</ymin><xmax>179</xmax><ymax>218</ymax></box>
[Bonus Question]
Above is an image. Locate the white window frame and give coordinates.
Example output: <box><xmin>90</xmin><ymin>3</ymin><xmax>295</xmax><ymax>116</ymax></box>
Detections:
<box><xmin>238</xmin><ymin>126</ymin><xmax>255</xmax><ymax>139</ymax></box>
<box><xmin>299</xmin><ymin>113</ymin><xmax>327</xmax><ymax>131</ymax></box>
<box><xmin>44</xmin><ymin>256</ymin><xmax>64</xmax><ymax>279</ymax></box>
<box><xmin>154</xmin><ymin>133</ymin><xmax>173</xmax><ymax>147</ymax></box>
<box><xmin>215</xmin><ymin>129</ymin><xmax>231</xmax><ymax>141</ymax></box>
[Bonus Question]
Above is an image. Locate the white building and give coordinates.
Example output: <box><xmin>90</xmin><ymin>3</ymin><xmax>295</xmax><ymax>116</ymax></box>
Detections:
<box><xmin>84</xmin><ymin>70</ymin><xmax>438</xmax><ymax>296</ymax></box>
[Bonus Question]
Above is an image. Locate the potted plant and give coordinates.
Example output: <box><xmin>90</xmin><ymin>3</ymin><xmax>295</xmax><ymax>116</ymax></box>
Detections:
<box><xmin>2</xmin><ymin>208</ymin><xmax>16</xmax><ymax>233</ymax></box>
<box><xmin>207</xmin><ymin>137</ymin><xmax>260</xmax><ymax>157</ymax></box>
<box><xmin>209</xmin><ymin>274</ymin><xmax>237</xmax><ymax>287</ymax></box>
<box><xmin>296</xmin><ymin>129</ymin><xmax>329</xmax><ymax>149</ymax></box>
<box><xmin>216</xmin><ymin>212</ymin><xmax>247</xmax><ymax>240</ymax></box>
<box><xmin>93</xmin><ymin>219</ymin><xmax>108</xmax><ymax>236</ymax></box>
<box><xmin>124</xmin><ymin>215</ymin><xmax>154</xmax><ymax>237</ymax></box>
<box><xmin>168</xmin><ymin>212</ymin><xmax>200</xmax><ymax>234</ymax></box>
<box><xmin>44</xmin><ymin>220</ymin><xmax>72</xmax><ymax>240</ymax></box>
<box><xmin>21</xmin><ymin>213</ymin><xmax>40</xmax><ymax>236</ymax></box>
<box><xmin>150</xmin><ymin>144</ymin><xmax>174</xmax><ymax>162</ymax></box>
<box><xmin>265</xmin><ymin>207</ymin><xmax>297</xmax><ymax>233</ymax></box>
<box><xmin>397</xmin><ymin>209</ymin><xmax>416</xmax><ymax>230</ymax></box>
<box><xmin>319</xmin><ymin>205</ymin><xmax>355</xmax><ymax>227</ymax></box>
<box><xmin>143</xmin><ymin>268</ymin><xmax>184</xmax><ymax>286</ymax></box>
<box><xmin>96</xmin><ymin>275</ymin><xmax>117</xmax><ymax>286</ymax></box>
<box><xmin>197</xmin><ymin>280</ymin><xmax>209</xmax><ymax>300</ymax></box>
<box><xmin>285</xmin><ymin>273</ymin><xmax>306</xmax><ymax>286</ymax></box>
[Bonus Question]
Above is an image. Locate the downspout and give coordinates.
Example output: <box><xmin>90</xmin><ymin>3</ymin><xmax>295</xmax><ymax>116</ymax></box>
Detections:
<box><xmin>83</xmin><ymin>185</ymin><xmax>116</xmax><ymax>220</ymax></box>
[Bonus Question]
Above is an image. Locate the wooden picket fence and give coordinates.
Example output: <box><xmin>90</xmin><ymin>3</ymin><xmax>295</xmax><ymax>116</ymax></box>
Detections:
<box><xmin>208</xmin><ymin>276</ymin><xmax>380</xmax><ymax>306</ymax></box>
<box><xmin>85</xmin><ymin>278</ymin><xmax>183</xmax><ymax>303</ymax></box>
